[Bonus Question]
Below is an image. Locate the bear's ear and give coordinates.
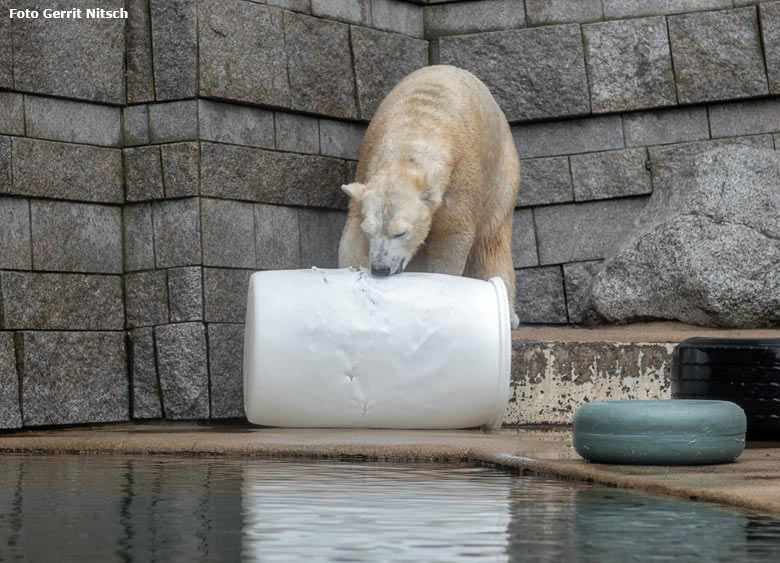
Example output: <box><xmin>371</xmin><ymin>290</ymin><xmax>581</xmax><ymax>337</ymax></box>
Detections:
<box><xmin>421</xmin><ymin>165</ymin><xmax>444</xmax><ymax>205</ymax></box>
<box><xmin>421</xmin><ymin>185</ymin><xmax>443</xmax><ymax>205</ymax></box>
<box><xmin>341</xmin><ymin>182</ymin><xmax>367</xmax><ymax>201</ymax></box>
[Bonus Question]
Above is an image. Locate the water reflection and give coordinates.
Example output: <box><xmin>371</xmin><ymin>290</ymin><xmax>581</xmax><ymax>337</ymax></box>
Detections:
<box><xmin>0</xmin><ymin>456</ymin><xmax>779</xmax><ymax>562</ymax></box>
<box><xmin>242</xmin><ymin>463</ymin><xmax>511</xmax><ymax>562</ymax></box>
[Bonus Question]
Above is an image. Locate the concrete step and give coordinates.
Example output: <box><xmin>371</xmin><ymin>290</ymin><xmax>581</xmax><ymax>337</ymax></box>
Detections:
<box><xmin>507</xmin><ymin>323</ymin><xmax>780</xmax><ymax>425</ymax></box>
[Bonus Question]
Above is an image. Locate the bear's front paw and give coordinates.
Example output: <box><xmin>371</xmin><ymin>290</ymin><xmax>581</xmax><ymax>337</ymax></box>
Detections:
<box><xmin>511</xmin><ymin>311</ymin><xmax>520</xmax><ymax>330</ymax></box>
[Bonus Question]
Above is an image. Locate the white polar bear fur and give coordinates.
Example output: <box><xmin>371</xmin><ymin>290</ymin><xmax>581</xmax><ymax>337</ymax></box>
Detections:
<box><xmin>337</xmin><ymin>65</ymin><xmax>522</xmax><ymax>327</ymax></box>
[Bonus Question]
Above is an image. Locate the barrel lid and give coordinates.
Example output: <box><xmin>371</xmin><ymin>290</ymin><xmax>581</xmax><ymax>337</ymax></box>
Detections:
<box><xmin>573</xmin><ymin>399</ymin><xmax>746</xmax><ymax>437</ymax></box>
<box><xmin>674</xmin><ymin>337</ymin><xmax>780</xmax><ymax>367</ymax></box>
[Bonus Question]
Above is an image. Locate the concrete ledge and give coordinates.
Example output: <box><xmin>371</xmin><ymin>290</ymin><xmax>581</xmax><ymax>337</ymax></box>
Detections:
<box><xmin>1</xmin><ymin>423</ymin><xmax>779</xmax><ymax>515</ymax></box>
<box><xmin>508</xmin><ymin>323</ymin><xmax>780</xmax><ymax>424</ymax></box>
<box><xmin>513</xmin><ymin>322</ymin><xmax>780</xmax><ymax>343</ymax></box>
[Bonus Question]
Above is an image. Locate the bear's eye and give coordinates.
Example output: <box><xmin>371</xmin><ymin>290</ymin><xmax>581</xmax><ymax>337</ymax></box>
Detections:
<box><xmin>390</xmin><ymin>231</ymin><xmax>407</xmax><ymax>239</ymax></box>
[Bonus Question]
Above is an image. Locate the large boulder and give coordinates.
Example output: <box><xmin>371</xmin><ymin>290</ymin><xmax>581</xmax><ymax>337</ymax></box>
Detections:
<box><xmin>584</xmin><ymin>147</ymin><xmax>780</xmax><ymax>328</ymax></box>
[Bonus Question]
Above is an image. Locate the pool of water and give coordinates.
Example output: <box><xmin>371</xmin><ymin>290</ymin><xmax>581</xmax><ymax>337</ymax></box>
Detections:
<box><xmin>1</xmin><ymin>455</ymin><xmax>780</xmax><ymax>562</ymax></box>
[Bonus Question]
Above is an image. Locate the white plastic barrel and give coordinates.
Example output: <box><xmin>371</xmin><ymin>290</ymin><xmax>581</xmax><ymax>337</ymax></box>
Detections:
<box><xmin>243</xmin><ymin>267</ymin><xmax>512</xmax><ymax>429</ymax></box>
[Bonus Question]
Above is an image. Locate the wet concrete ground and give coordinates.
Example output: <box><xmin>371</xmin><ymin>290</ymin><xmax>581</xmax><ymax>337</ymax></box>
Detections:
<box><xmin>1</xmin><ymin>422</ymin><xmax>779</xmax><ymax>515</ymax></box>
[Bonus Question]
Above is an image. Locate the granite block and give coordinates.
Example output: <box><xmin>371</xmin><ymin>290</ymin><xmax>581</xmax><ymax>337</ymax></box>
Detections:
<box><xmin>150</xmin><ymin>0</ymin><xmax>197</xmax><ymax>100</ymax></box>
<box><xmin>0</xmin><ymin>92</ymin><xmax>24</xmax><ymax>136</ymax></box>
<box><xmin>311</xmin><ymin>0</ymin><xmax>371</xmax><ymax>25</ymax></box>
<box><xmin>512</xmin><ymin>115</ymin><xmax>623</xmax><ymax>158</ymax></box>
<box><xmin>0</xmin><ymin>0</ymin><xmax>11</xmax><ymax>88</ymax></box>
<box><xmin>275</xmin><ymin>112</ymin><xmax>320</xmax><ymax>154</ymax></box>
<box><xmin>123</xmin><ymin>203</ymin><xmax>155</xmax><ymax>272</ymax></box>
<box><xmin>622</xmin><ymin>106</ymin><xmax>709</xmax><ymax>147</ymax></box>
<box><xmin>583</xmin><ymin>17</ymin><xmax>676</xmax><ymax>113</ymax></box>
<box><xmin>761</xmin><ymin>2</ymin><xmax>780</xmax><ymax>94</ymax></box>
<box><xmin>208</xmin><ymin>324</ymin><xmax>245</xmax><ymax>419</ymax></box>
<box><xmin>10</xmin><ymin>138</ymin><xmax>123</xmax><ymax>203</ymax></box>
<box><xmin>19</xmin><ymin>331</ymin><xmax>128</xmax><ymax>426</ymax></box>
<box><xmin>200</xmin><ymin>142</ymin><xmax>346</xmax><ymax>208</ymax></box>
<box><xmin>299</xmin><ymin>208</ymin><xmax>347</xmax><ymax>268</ymax></box>
<box><xmin>350</xmin><ymin>26</ymin><xmax>429</xmax><ymax>120</ymax></box>
<box><xmin>168</xmin><ymin>267</ymin><xmax>203</xmax><ymax>322</ymax></box>
<box><xmin>424</xmin><ymin>0</ymin><xmax>525</xmax><ymax>37</ymax></box>
<box><xmin>708</xmin><ymin>98</ymin><xmax>780</xmax><ymax>138</ymax></box>
<box><xmin>126</xmin><ymin>0</ymin><xmax>155</xmax><ymax>104</ymax></box>
<box><xmin>201</xmin><ymin>198</ymin><xmax>256</xmax><ymax>268</ymax></box>
<box><xmin>526</xmin><ymin>0</ymin><xmax>602</xmax><ymax>25</ymax></box>
<box><xmin>266</xmin><ymin>0</ymin><xmax>311</xmax><ymax>13</ymax></box>
<box><xmin>203</xmin><ymin>268</ymin><xmax>254</xmax><ymax>323</ymax></box>
<box><xmin>30</xmin><ymin>200</ymin><xmax>122</xmax><ymax>274</ymax></box>
<box><xmin>24</xmin><ymin>95</ymin><xmax>121</xmax><ymax>148</ymax></box>
<box><xmin>0</xmin><ymin>272</ymin><xmax>124</xmax><ymax>330</ymax></box>
<box><xmin>0</xmin><ymin>334</ymin><xmax>21</xmax><ymax>429</ymax></box>
<box><xmin>285</xmin><ymin>12</ymin><xmax>358</xmax><ymax>118</ymax></box>
<box><xmin>516</xmin><ymin>156</ymin><xmax>573</xmax><ymax>207</ymax></box>
<box><xmin>371</xmin><ymin>0</ymin><xmax>424</xmax><ymax>38</ymax></box>
<box><xmin>152</xmin><ymin>198</ymin><xmax>202</xmax><ymax>268</ymax></box>
<box><xmin>603</xmin><ymin>0</ymin><xmax>733</xmax><ymax>18</ymax></box>
<box><xmin>319</xmin><ymin>119</ymin><xmax>366</xmax><ymax>160</ymax></box>
<box><xmin>198</xmin><ymin>0</ymin><xmax>290</xmax><ymax>107</ymax></box>
<box><xmin>128</xmin><ymin>328</ymin><xmax>163</xmax><ymax>419</ymax></box>
<box><xmin>125</xmin><ymin>270</ymin><xmax>169</xmax><ymax>328</ymax></box>
<box><xmin>0</xmin><ymin>137</ymin><xmax>9</xmax><ymax>194</ymax></box>
<box><xmin>198</xmin><ymin>100</ymin><xmax>275</xmax><ymax>149</ymax></box>
<box><xmin>148</xmin><ymin>101</ymin><xmax>198</xmax><ymax>143</ymax></box>
<box><xmin>668</xmin><ymin>8</ymin><xmax>768</xmax><ymax>104</ymax></box>
<box><xmin>155</xmin><ymin>323</ymin><xmax>210</xmax><ymax>420</ymax></box>
<box><xmin>439</xmin><ymin>24</ymin><xmax>590</xmax><ymax>121</ymax></box>
<box><xmin>124</xmin><ymin>146</ymin><xmax>164</xmax><ymax>202</ymax></box>
<box><xmin>254</xmin><ymin>203</ymin><xmax>301</xmax><ymax>269</ymax></box>
<box><xmin>0</xmin><ymin>197</ymin><xmax>32</xmax><ymax>270</ymax></box>
<box><xmin>346</xmin><ymin>160</ymin><xmax>359</xmax><ymax>182</ymax></box>
<box><xmin>12</xmin><ymin>0</ymin><xmax>126</xmax><ymax>103</ymax></box>
<box><xmin>534</xmin><ymin>198</ymin><xmax>649</xmax><ymax>265</ymax></box>
<box><xmin>123</xmin><ymin>105</ymin><xmax>150</xmax><ymax>146</ymax></box>
<box><xmin>511</xmin><ymin>209</ymin><xmax>538</xmax><ymax>268</ymax></box>
<box><xmin>515</xmin><ymin>266</ymin><xmax>568</xmax><ymax>324</ymax></box>
<box><xmin>571</xmin><ymin>148</ymin><xmax>652</xmax><ymax>202</ymax></box>
<box><xmin>161</xmin><ymin>142</ymin><xmax>199</xmax><ymax>198</ymax></box>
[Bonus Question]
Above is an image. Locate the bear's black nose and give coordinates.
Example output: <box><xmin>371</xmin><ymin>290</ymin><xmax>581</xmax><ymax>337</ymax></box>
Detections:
<box><xmin>371</xmin><ymin>265</ymin><xmax>391</xmax><ymax>277</ymax></box>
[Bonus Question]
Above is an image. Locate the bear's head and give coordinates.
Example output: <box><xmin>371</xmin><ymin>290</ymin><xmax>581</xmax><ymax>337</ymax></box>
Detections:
<box><xmin>342</xmin><ymin>162</ymin><xmax>443</xmax><ymax>276</ymax></box>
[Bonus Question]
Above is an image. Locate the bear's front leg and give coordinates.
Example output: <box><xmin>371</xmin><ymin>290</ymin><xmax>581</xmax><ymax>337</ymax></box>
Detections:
<box><xmin>338</xmin><ymin>212</ymin><xmax>369</xmax><ymax>268</ymax></box>
<box><xmin>424</xmin><ymin>229</ymin><xmax>476</xmax><ymax>276</ymax></box>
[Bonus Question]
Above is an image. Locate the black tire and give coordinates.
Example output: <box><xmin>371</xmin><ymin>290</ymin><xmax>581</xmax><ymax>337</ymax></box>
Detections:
<box><xmin>672</xmin><ymin>338</ymin><xmax>780</xmax><ymax>440</ymax></box>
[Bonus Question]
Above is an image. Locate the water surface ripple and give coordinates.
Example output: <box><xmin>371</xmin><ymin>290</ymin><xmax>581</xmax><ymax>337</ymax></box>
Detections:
<box><xmin>0</xmin><ymin>456</ymin><xmax>779</xmax><ymax>562</ymax></box>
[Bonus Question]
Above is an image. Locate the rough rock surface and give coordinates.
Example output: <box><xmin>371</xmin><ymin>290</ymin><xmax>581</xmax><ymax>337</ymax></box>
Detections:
<box><xmin>439</xmin><ymin>24</ymin><xmax>590</xmax><ymax>121</ymax></box>
<box><xmin>208</xmin><ymin>324</ymin><xmax>245</xmax><ymax>419</ymax></box>
<box><xmin>128</xmin><ymin>328</ymin><xmax>163</xmax><ymax>419</ymax></box>
<box><xmin>198</xmin><ymin>0</ymin><xmax>290</xmax><ymax>107</ymax></box>
<box><xmin>18</xmin><ymin>331</ymin><xmax>128</xmax><ymax>426</ymax></box>
<box><xmin>155</xmin><ymin>323</ymin><xmax>209</xmax><ymax>420</ymax></box>
<box><xmin>583</xmin><ymin>17</ymin><xmax>676</xmax><ymax>113</ymax></box>
<box><xmin>284</xmin><ymin>12</ymin><xmax>357</xmax><ymax>118</ymax></box>
<box><xmin>0</xmin><ymin>334</ymin><xmax>22</xmax><ymax>429</ymax></box>
<box><xmin>585</xmin><ymin>147</ymin><xmax>780</xmax><ymax>328</ymax></box>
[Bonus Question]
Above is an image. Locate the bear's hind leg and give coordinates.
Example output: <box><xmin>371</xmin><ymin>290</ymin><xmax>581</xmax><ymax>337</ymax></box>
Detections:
<box><xmin>465</xmin><ymin>214</ymin><xmax>520</xmax><ymax>329</ymax></box>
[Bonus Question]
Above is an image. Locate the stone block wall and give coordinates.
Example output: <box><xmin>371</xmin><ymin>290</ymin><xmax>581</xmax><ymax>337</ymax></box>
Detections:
<box><xmin>2</xmin><ymin>0</ymin><xmax>780</xmax><ymax>428</ymax></box>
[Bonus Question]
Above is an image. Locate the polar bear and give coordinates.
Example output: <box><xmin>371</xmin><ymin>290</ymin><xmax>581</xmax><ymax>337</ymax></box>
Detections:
<box><xmin>338</xmin><ymin>65</ymin><xmax>521</xmax><ymax>328</ymax></box>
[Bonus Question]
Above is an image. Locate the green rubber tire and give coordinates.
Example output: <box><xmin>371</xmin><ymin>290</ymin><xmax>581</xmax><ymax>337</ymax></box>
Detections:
<box><xmin>573</xmin><ymin>400</ymin><xmax>746</xmax><ymax>466</ymax></box>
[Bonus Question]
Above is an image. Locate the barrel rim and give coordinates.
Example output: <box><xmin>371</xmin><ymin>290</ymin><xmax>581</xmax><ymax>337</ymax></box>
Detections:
<box><xmin>485</xmin><ymin>276</ymin><xmax>512</xmax><ymax>430</ymax></box>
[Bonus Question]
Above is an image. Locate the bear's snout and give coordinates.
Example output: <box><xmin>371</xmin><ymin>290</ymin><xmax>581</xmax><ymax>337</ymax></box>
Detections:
<box><xmin>371</xmin><ymin>265</ymin><xmax>392</xmax><ymax>276</ymax></box>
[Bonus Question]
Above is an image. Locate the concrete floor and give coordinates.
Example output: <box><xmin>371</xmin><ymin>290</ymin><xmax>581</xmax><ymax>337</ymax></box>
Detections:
<box><xmin>1</xmin><ymin>422</ymin><xmax>779</xmax><ymax>515</ymax></box>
